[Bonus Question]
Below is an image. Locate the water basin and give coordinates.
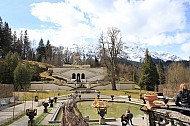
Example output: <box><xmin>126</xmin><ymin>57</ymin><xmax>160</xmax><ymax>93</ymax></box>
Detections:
<box><xmin>56</xmin><ymin>101</ymin><xmax>143</xmax><ymax>121</ymax></box>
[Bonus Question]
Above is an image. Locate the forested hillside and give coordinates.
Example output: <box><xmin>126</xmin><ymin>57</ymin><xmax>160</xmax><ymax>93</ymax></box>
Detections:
<box><xmin>0</xmin><ymin>16</ymin><xmax>190</xmax><ymax>91</ymax></box>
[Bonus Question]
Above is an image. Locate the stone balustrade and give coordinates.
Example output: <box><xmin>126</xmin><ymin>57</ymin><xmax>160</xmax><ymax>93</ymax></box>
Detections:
<box><xmin>141</xmin><ymin>100</ymin><xmax>190</xmax><ymax>126</ymax></box>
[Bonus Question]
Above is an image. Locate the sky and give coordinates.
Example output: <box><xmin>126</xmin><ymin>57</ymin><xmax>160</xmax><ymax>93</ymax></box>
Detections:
<box><xmin>0</xmin><ymin>0</ymin><xmax>190</xmax><ymax>60</ymax></box>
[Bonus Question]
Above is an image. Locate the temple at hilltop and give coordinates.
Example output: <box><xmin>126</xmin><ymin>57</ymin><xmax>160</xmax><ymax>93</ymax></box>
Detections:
<box><xmin>51</xmin><ymin>52</ymin><xmax>107</xmax><ymax>83</ymax></box>
<box><xmin>52</xmin><ymin>65</ymin><xmax>107</xmax><ymax>83</ymax></box>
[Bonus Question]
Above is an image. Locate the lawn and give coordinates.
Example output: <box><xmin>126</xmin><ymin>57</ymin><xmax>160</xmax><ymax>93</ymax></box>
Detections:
<box><xmin>14</xmin><ymin>90</ymin><xmax>152</xmax><ymax>101</ymax></box>
<box><xmin>100</xmin><ymin>89</ymin><xmax>147</xmax><ymax>99</ymax></box>
<box><xmin>14</xmin><ymin>91</ymin><xmax>71</xmax><ymax>101</ymax></box>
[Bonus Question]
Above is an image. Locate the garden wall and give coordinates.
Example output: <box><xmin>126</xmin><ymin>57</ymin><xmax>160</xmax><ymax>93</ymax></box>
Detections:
<box><xmin>0</xmin><ymin>84</ymin><xmax>14</xmax><ymax>98</ymax></box>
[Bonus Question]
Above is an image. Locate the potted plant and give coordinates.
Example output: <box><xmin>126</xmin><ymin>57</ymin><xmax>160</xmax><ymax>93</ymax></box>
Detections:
<box><xmin>144</xmin><ymin>92</ymin><xmax>158</xmax><ymax>106</ymax></box>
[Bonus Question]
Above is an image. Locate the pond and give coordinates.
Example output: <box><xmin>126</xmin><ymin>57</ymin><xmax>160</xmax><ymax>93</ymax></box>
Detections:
<box><xmin>56</xmin><ymin>101</ymin><xmax>143</xmax><ymax>120</ymax></box>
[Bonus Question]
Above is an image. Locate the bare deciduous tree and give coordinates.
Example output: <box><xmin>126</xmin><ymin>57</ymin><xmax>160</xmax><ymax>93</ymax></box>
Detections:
<box><xmin>166</xmin><ymin>62</ymin><xmax>188</xmax><ymax>88</ymax></box>
<box><xmin>99</xmin><ymin>27</ymin><xmax>123</xmax><ymax>90</ymax></box>
<box><xmin>117</xmin><ymin>63</ymin><xmax>139</xmax><ymax>82</ymax></box>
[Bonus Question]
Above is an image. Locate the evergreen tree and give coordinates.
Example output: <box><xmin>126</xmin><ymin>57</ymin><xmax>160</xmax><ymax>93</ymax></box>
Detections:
<box><xmin>45</xmin><ymin>40</ymin><xmax>52</xmax><ymax>63</ymax></box>
<box><xmin>0</xmin><ymin>52</ymin><xmax>19</xmax><ymax>83</ymax></box>
<box><xmin>0</xmin><ymin>61</ymin><xmax>8</xmax><ymax>83</ymax></box>
<box><xmin>0</xmin><ymin>17</ymin><xmax>3</xmax><ymax>55</ymax></box>
<box><xmin>1</xmin><ymin>22</ymin><xmax>12</xmax><ymax>58</ymax></box>
<box><xmin>36</xmin><ymin>38</ymin><xmax>46</xmax><ymax>62</ymax></box>
<box><xmin>23</xmin><ymin>30</ymin><xmax>30</xmax><ymax>60</ymax></box>
<box><xmin>27</xmin><ymin>48</ymin><xmax>35</xmax><ymax>61</ymax></box>
<box><xmin>14</xmin><ymin>62</ymin><xmax>32</xmax><ymax>91</ymax></box>
<box><xmin>138</xmin><ymin>49</ymin><xmax>159</xmax><ymax>91</ymax></box>
<box><xmin>19</xmin><ymin>31</ymin><xmax>24</xmax><ymax>58</ymax></box>
<box><xmin>11</xmin><ymin>31</ymin><xmax>17</xmax><ymax>53</ymax></box>
<box><xmin>16</xmin><ymin>38</ymin><xmax>23</xmax><ymax>57</ymax></box>
<box><xmin>157</xmin><ymin>60</ymin><xmax>165</xmax><ymax>84</ymax></box>
<box><xmin>30</xmin><ymin>63</ymin><xmax>41</xmax><ymax>81</ymax></box>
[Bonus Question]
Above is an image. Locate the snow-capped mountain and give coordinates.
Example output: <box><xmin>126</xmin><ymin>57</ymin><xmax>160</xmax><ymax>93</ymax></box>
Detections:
<box><xmin>122</xmin><ymin>44</ymin><xmax>182</xmax><ymax>62</ymax></box>
<box><xmin>70</xmin><ymin>43</ymin><xmax>183</xmax><ymax>62</ymax></box>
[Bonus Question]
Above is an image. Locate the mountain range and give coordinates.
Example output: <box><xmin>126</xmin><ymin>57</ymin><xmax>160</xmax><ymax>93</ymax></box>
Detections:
<box><xmin>75</xmin><ymin>42</ymin><xmax>186</xmax><ymax>63</ymax></box>
<box><xmin>122</xmin><ymin>44</ymin><xmax>183</xmax><ymax>62</ymax></box>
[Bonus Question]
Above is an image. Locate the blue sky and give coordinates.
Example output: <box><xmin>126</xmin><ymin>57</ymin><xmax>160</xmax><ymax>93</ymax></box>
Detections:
<box><xmin>0</xmin><ymin>0</ymin><xmax>190</xmax><ymax>60</ymax></box>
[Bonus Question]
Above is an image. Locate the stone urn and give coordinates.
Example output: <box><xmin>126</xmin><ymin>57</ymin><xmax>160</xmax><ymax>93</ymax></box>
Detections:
<box><xmin>111</xmin><ymin>95</ymin><xmax>114</xmax><ymax>101</ymax></box>
<box><xmin>93</xmin><ymin>98</ymin><xmax>108</xmax><ymax>125</ymax></box>
<box><xmin>54</xmin><ymin>96</ymin><xmax>58</xmax><ymax>103</ymax></box>
<box><xmin>97</xmin><ymin>107</ymin><xmax>107</xmax><ymax>125</ymax></box>
<box><xmin>79</xmin><ymin>94</ymin><xmax>81</xmax><ymax>100</ymax></box>
<box><xmin>128</xmin><ymin>95</ymin><xmax>131</xmax><ymax>101</ymax></box>
<box><xmin>98</xmin><ymin>107</ymin><xmax>107</xmax><ymax>119</ymax></box>
<box><xmin>34</xmin><ymin>96</ymin><xmax>38</xmax><ymax>102</ymax></box>
<box><xmin>43</xmin><ymin>102</ymin><xmax>49</xmax><ymax>113</ymax></box>
<box><xmin>144</xmin><ymin>95</ymin><xmax>158</xmax><ymax>106</ymax></box>
<box><xmin>26</xmin><ymin>109</ymin><xmax>37</xmax><ymax>126</ymax></box>
<box><xmin>50</xmin><ymin>99</ymin><xmax>54</xmax><ymax>107</ymax></box>
<box><xmin>97</xmin><ymin>94</ymin><xmax>100</xmax><ymax>99</ymax></box>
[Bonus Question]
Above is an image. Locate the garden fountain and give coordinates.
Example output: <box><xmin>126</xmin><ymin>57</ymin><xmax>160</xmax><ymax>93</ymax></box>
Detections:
<box><xmin>48</xmin><ymin>94</ymin><xmax>143</xmax><ymax>125</ymax></box>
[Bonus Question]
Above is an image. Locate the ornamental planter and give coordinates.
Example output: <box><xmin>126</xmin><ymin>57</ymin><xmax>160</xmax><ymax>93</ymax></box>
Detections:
<box><xmin>43</xmin><ymin>102</ymin><xmax>49</xmax><ymax>113</ymax></box>
<box><xmin>111</xmin><ymin>95</ymin><xmax>114</xmax><ymax>101</ymax></box>
<box><xmin>26</xmin><ymin>109</ymin><xmax>37</xmax><ymax>126</ymax></box>
<box><xmin>144</xmin><ymin>95</ymin><xmax>158</xmax><ymax>107</ymax></box>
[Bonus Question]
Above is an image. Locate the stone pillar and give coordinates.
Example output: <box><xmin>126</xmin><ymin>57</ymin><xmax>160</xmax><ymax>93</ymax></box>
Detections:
<box><xmin>144</xmin><ymin>111</ymin><xmax>156</xmax><ymax>126</ymax></box>
<box><xmin>99</xmin><ymin>118</ymin><xmax>106</xmax><ymax>125</ymax></box>
<box><xmin>144</xmin><ymin>112</ymin><xmax>151</xmax><ymax>126</ymax></box>
<box><xmin>170</xmin><ymin>119</ymin><xmax>174</xmax><ymax>125</ymax></box>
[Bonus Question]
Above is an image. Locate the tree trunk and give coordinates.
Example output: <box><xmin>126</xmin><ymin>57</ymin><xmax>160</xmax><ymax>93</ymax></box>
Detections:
<box><xmin>111</xmin><ymin>65</ymin><xmax>117</xmax><ymax>90</ymax></box>
<box><xmin>111</xmin><ymin>79</ymin><xmax>117</xmax><ymax>90</ymax></box>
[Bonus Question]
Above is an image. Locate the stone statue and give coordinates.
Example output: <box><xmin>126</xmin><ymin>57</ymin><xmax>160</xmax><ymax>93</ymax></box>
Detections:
<box><xmin>93</xmin><ymin>97</ymin><xmax>108</xmax><ymax>108</ymax></box>
<box><xmin>61</xmin><ymin>94</ymin><xmax>89</xmax><ymax>126</ymax></box>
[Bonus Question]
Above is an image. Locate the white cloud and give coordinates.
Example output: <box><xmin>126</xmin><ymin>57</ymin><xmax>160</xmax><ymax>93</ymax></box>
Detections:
<box><xmin>16</xmin><ymin>28</ymin><xmax>59</xmax><ymax>47</ymax></box>
<box><xmin>27</xmin><ymin>0</ymin><xmax>190</xmax><ymax>59</ymax></box>
<box><xmin>181</xmin><ymin>42</ymin><xmax>190</xmax><ymax>52</ymax></box>
<box><xmin>90</xmin><ymin>0</ymin><xmax>186</xmax><ymax>36</ymax></box>
<box><xmin>180</xmin><ymin>42</ymin><xmax>190</xmax><ymax>60</ymax></box>
<box><xmin>30</xmin><ymin>1</ymin><xmax>101</xmax><ymax>47</ymax></box>
<box><xmin>138</xmin><ymin>33</ymin><xmax>190</xmax><ymax>46</ymax></box>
